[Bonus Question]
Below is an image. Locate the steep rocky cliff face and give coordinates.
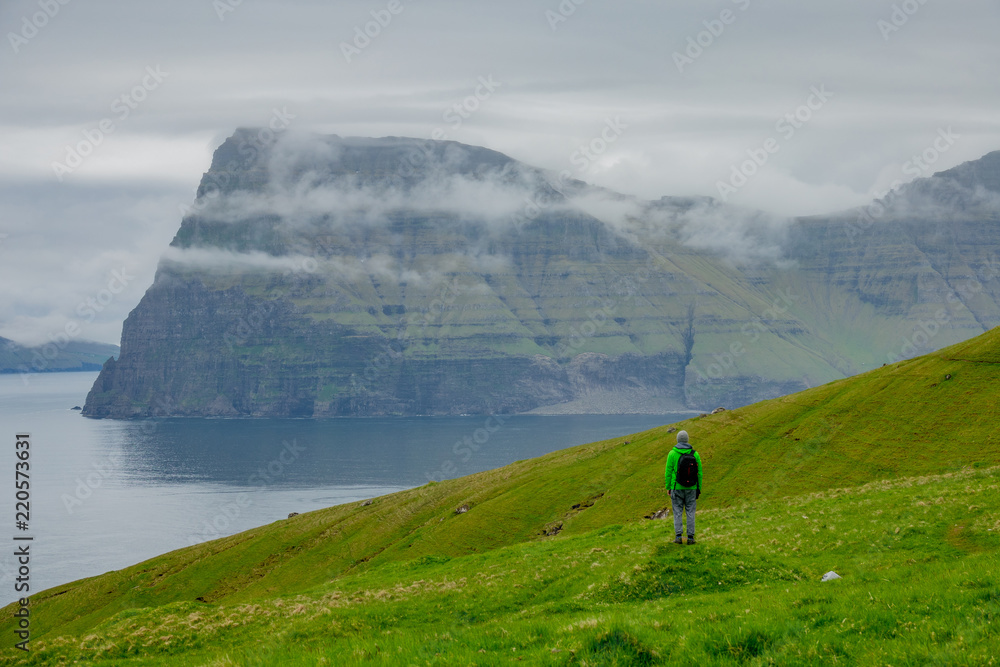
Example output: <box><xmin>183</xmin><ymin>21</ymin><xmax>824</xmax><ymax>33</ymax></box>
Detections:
<box><xmin>83</xmin><ymin>132</ymin><xmax>1000</xmax><ymax>417</ymax></box>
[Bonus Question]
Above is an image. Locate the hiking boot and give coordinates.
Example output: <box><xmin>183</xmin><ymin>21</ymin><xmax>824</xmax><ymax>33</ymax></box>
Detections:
<box><xmin>673</xmin><ymin>536</ymin><xmax>683</xmax><ymax>544</ymax></box>
<box><xmin>686</xmin><ymin>536</ymin><xmax>696</xmax><ymax>545</ymax></box>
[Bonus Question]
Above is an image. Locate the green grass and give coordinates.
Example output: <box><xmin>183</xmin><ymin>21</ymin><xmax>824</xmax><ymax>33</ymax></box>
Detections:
<box><xmin>8</xmin><ymin>466</ymin><xmax>1000</xmax><ymax>665</ymax></box>
<box><xmin>3</xmin><ymin>327</ymin><xmax>1000</xmax><ymax>665</ymax></box>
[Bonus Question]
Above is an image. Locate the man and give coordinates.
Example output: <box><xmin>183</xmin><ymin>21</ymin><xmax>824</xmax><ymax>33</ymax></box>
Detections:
<box><xmin>665</xmin><ymin>430</ymin><xmax>702</xmax><ymax>545</ymax></box>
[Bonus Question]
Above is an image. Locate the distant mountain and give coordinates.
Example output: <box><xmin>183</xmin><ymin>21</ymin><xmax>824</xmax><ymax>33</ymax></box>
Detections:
<box><xmin>0</xmin><ymin>336</ymin><xmax>119</xmax><ymax>374</ymax></box>
<box><xmin>82</xmin><ymin>132</ymin><xmax>1000</xmax><ymax>417</ymax></box>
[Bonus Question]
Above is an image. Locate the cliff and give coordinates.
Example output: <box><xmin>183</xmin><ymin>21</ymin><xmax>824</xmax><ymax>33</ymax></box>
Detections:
<box><xmin>83</xmin><ymin>132</ymin><xmax>1000</xmax><ymax>417</ymax></box>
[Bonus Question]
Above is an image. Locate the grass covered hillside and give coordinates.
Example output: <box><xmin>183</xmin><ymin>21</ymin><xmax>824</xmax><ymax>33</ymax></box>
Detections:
<box><xmin>3</xmin><ymin>327</ymin><xmax>1000</xmax><ymax>664</ymax></box>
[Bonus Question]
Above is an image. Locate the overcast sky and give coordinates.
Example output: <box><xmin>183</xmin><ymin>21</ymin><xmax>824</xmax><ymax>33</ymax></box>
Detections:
<box><xmin>1</xmin><ymin>0</ymin><xmax>998</xmax><ymax>346</ymax></box>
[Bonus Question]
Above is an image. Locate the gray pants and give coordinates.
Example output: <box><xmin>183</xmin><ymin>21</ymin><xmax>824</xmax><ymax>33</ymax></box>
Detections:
<box><xmin>671</xmin><ymin>488</ymin><xmax>697</xmax><ymax>537</ymax></box>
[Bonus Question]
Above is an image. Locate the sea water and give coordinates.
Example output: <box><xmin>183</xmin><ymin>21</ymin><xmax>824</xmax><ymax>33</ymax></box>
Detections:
<box><xmin>0</xmin><ymin>371</ymin><xmax>693</xmax><ymax>603</ymax></box>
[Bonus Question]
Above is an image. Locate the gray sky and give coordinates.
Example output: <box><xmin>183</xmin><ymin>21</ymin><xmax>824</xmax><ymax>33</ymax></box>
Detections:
<box><xmin>2</xmin><ymin>0</ymin><xmax>998</xmax><ymax>345</ymax></box>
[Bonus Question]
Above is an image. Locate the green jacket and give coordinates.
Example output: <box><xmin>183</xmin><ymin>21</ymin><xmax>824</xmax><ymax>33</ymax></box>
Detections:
<box><xmin>665</xmin><ymin>444</ymin><xmax>703</xmax><ymax>490</ymax></box>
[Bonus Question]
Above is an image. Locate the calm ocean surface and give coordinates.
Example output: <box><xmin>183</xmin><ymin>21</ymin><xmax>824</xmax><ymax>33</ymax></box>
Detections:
<box><xmin>0</xmin><ymin>372</ymin><xmax>693</xmax><ymax>603</ymax></box>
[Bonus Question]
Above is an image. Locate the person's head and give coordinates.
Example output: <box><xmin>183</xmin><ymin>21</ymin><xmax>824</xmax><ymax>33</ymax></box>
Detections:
<box><xmin>676</xmin><ymin>430</ymin><xmax>689</xmax><ymax>444</ymax></box>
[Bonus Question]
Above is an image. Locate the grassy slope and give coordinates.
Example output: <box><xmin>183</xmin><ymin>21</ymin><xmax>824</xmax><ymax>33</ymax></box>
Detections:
<box><xmin>2</xmin><ymin>327</ymin><xmax>999</xmax><ymax>663</ymax></box>
<box><xmin>7</xmin><ymin>467</ymin><xmax>1000</xmax><ymax>665</ymax></box>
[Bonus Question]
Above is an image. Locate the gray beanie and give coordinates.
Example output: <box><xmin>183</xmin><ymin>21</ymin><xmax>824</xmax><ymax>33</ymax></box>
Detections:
<box><xmin>676</xmin><ymin>430</ymin><xmax>689</xmax><ymax>444</ymax></box>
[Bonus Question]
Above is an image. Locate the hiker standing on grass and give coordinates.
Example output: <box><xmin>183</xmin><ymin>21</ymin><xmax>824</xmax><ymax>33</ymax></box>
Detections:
<box><xmin>666</xmin><ymin>430</ymin><xmax>702</xmax><ymax>545</ymax></box>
